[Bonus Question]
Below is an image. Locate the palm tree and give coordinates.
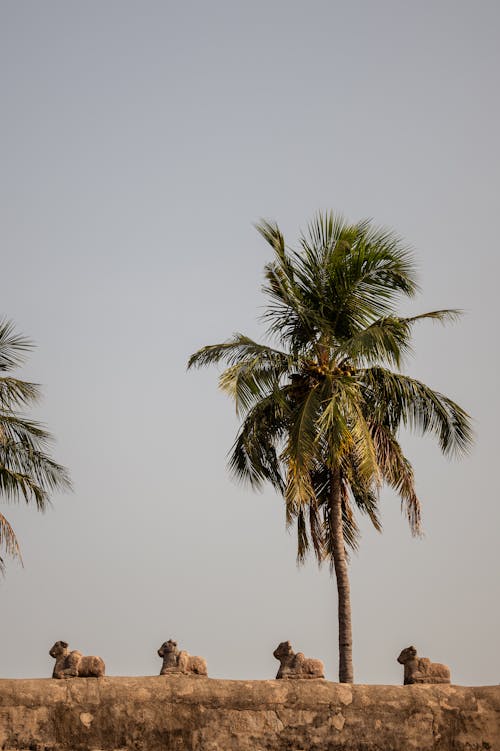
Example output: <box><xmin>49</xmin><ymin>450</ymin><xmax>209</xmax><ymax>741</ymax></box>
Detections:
<box><xmin>0</xmin><ymin>319</ymin><xmax>71</xmax><ymax>573</ymax></box>
<box><xmin>188</xmin><ymin>212</ymin><xmax>472</xmax><ymax>683</ymax></box>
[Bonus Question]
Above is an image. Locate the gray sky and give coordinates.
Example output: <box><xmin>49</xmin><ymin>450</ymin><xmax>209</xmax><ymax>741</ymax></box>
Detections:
<box><xmin>1</xmin><ymin>0</ymin><xmax>499</xmax><ymax>685</ymax></box>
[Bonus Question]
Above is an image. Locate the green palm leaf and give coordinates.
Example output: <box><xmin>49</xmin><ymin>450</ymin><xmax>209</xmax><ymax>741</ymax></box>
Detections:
<box><xmin>362</xmin><ymin>367</ymin><xmax>472</xmax><ymax>457</ymax></box>
<box><xmin>0</xmin><ymin>320</ymin><xmax>71</xmax><ymax>572</ymax></box>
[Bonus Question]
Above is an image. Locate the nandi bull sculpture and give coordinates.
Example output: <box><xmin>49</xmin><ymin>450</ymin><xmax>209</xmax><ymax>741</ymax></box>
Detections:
<box><xmin>397</xmin><ymin>646</ymin><xmax>451</xmax><ymax>685</ymax></box>
<box><xmin>157</xmin><ymin>639</ymin><xmax>208</xmax><ymax>676</ymax></box>
<box><xmin>273</xmin><ymin>641</ymin><xmax>324</xmax><ymax>679</ymax></box>
<box><xmin>49</xmin><ymin>641</ymin><xmax>105</xmax><ymax>678</ymax></box>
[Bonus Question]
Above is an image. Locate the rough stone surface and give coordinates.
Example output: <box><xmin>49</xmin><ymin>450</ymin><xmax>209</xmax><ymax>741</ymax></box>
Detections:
<box><xmin>0</xmin><ymin>676</ymin><xmax>498</xmax><ymax>750</ymax></box>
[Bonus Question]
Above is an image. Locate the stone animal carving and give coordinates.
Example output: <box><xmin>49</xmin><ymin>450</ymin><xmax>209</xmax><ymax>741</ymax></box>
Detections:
<box><xmin>49</xmin><ymin>641</ymin><xmax>105</xmax><ymax>679</ymax></box>
<box><xmin>397</xmin><ymin>646</ymin><xmax>450</xmax><ymax>685</ymax></box>
<box><xmin>273</xmin><ymin>641</ymin><xmax>324</xmax><ymax>679</ymax></box>
<box><xmin>157</xmin><ymin>639</ymin><xmax>208</xmax><ymax>676</ymax></box>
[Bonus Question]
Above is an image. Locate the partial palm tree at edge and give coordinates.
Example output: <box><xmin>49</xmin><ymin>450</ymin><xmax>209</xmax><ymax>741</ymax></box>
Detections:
<box><xmin>188</xmin><ymin>212</ymin><xmax>473</xmax><ymax>683</ymax></box>
<box><xmin>0</xmin><ymin>319</ymin><xmax>71</xmax><ymax>573</ymax></box>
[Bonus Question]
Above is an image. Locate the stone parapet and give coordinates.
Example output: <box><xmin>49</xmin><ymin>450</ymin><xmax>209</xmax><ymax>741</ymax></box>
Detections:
<box><xmin>0</xmin><ymin>676</ymin><xmax>498</xmax><ymax>750</ymax></box>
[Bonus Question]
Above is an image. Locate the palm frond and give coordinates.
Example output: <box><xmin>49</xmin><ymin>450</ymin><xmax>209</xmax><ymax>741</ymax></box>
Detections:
<box><xmin>362</xmin><ymin>368</ymin><xmax>473</xmax><ymax>457</ymax></box>
<box><xmin>189</xmin><ymin>335</ymin><xmax>293</xmax><ymax>416</ymax></box>
<box><xmin>322</xmin><ymin>483</ymin><xmax>360</xmax><ymax>560</ymax></box>
<box><xmin>0</xmin><ymin>321</ymin><xmax>71</xmax><ymax>573</ymax></box>
<box><xmin>0</xmin><ymin>442</ymin><xmax>71</xmax><ymax>509</ymax></box>
<box><xmin>262</xmin><ymin>265</ymin><xmax>319</xmax><ymax>350</ymax></box>
<box><xmin>0</xmin><ymin>465</ymin><xmax>49</xmax><ymax>510</ymax></box>
<box><xmin>404</xmin><ymin>309</ymin><xmax>463</xmax><ymax>325</ymax></box>
<box><xmin>0</xmin><ymin>412</ymin><xmax>55</xmax><ymax>452</ymax></box>
<box><xmin>228</xmin><ymin>390</ymin><xmax>286</xmax><ymax>492</ymax></box>
<box><xmin>0</xmin><ymin>320</ymin><xmax>33</xmax><ymax>371</ymax></box>
<box><xmin>338</xmin><ymin>310</ymin><xmax>463</xmax><ymax>368</ymax></box>
<box><xmin>218</xmin><ymin>362</ymin><xmax>276</xmax><ymax>416</ymax></box>
<box><xmin>340</xmin><ymin>449</ymin><xmax>382</xmax><ymax>533</ymax></box>
<box><xmin>187</xmin><ymin>334</ymin><xmax>289</xmax><ymax>370</ymax></box>
<box><xmin>314</xmin><ymin>376</ymin><xmax>380</xmax><ymax>486</ymax></box>
<box><xmin>254</xmin><ymin>219</ymin><xmax>287</xmax><ymax>259</ymax></box>
<box><xmin>282</xmin><ymin>386</ymin><xmax>322</xmax><ymax>514</ymax></box>
<box><xmin>371</xmin><ymin>422</ymin><xmax>422</xmax><ymax>535</ymax></box>
<box><xmin>0</xmin><ymin>512</ymin><xmax>22</xmax><ymax>574</ymax></box>
<box><xmin>296</xmin><ymin>506</ymin><xmax>310</xmax><ymax>563</ymax></box>
<box><xmin>338</xmin><ymin>317</ymin><xmax>414</xmax><ymax>368</ymax></box>
<box><xmin>0</xmin><ymin>377</ymin><xmax>41</xmax><ymax>409</ymax></box>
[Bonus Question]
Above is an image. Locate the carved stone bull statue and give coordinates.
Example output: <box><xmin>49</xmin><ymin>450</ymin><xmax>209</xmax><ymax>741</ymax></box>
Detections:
<box><xmin>273</xmin><ymin>641</ymin><xmax>324</xmax><ymax>679</ymax></box>
<box><xmin>49</xmin><ymin>641</ymin><xmax>105</xmax><ymax>678</ymax></box>
<box><xmin>397</xmin><ymin>645</ymin><xmax>450</xmax><ymax>685</ymax></box>
<box><xmin>157</xmin><ymin>639</ymin><xmax>207</xmax><ymax>676</ymax></box>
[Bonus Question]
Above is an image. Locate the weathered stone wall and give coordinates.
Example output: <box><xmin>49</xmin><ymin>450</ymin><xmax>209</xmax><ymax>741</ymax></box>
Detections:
<box><xmin>0</xmin><ymin>676</ymin><xmax>498</xmax><ymax>751</ymax></box>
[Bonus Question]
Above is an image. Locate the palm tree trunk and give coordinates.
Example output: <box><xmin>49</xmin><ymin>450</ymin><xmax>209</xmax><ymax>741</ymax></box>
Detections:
<box><xmin>330</xmin><ymin>467</ymin><xmax>354</xmax><ymax>683</ymax></box>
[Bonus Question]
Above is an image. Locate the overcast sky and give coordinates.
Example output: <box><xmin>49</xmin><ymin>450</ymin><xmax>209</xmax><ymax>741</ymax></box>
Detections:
<box><xmin>1</xmin><ymin>0</ymin><xmax>499</xmax><ymax>685</ymax></box>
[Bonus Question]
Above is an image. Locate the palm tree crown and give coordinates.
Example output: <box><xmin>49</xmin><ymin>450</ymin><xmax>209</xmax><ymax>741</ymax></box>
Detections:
<box><xmin>188</xmin><ymin>212</ymin><xmax>472</xmax><ymax>682</ymax></box>
<box><xmin>0</xmin><ymin>319</ymin><xmax>71</xmax><ymax>573</ymax></box>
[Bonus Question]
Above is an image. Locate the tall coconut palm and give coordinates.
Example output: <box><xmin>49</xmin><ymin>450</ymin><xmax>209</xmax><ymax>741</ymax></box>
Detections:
<box><xmin>188</xmin><ymin>212</ymin><xmax>472</xmax><ymax>683</ymax></box>
<box><xmin>0</xmin><ymin>319</ymin><xmax>71</xmax><ymax>573</ymax></box>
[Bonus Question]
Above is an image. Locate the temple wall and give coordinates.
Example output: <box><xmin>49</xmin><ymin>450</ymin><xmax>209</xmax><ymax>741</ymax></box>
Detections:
<box><xmin>0</xmin><ymin>676</ymin><xmax>499</xmax><ymax>750</ymax></box>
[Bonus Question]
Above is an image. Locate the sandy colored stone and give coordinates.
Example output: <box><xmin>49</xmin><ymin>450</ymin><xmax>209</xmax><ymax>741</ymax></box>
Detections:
<box><xmin>157</xmin><ymin>639</ymin><xmax>208</xmax><ymax>676</ymax></box>
<box><xmin>397</xmin><ymin>645</ymin><xmax>451</xmax><ymax>685</ymax></box>
<box><xmin>273</xmin><ymin>640</ymin><xmax>324</xmax><ymax>679</ymax></box>
<box><xmin>79</xmin><ymin>712</ymin><xmax>93</xmax><ymax>728</ymax></box>
<box><xmin>49</xmin><ymin>641</ymin><xmax>105</xmax><ymax>679</ymax></box>
<box><xmin>0</xmin><ymin>676</ymin><xmax>498</xmax><ymax>750</ymax></box>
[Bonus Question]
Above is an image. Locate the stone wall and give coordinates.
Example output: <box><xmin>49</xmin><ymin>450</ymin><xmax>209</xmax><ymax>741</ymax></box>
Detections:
<box><xmin>0</xmin><ymin>676</ymin><xmax>498</xmax><ymax>751</ymax></box>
